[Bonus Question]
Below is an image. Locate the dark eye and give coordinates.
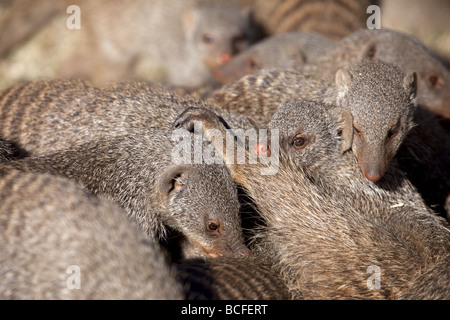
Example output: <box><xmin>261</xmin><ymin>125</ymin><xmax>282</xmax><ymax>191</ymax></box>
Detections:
<box><xmin>353</xmin><ymin>125</ymin><xmax>362</xmax><ymax>137</ymax></box>
<box><xmin>206</xmin><ymin>220</ymin><xmax>221</xmax><ymax>233</ymax></box>
<box><xmin>428</xmin><ymin>74</ymin><xmax>444</xmax><ymax>89</ymax></box>
<box><xmin>291</xmin><ymin>135</ymin><xmax>306</xmax><ymax>150</ymax></box>
<box><xmin>387</xmin><ymin>123</ymin><xmax>400</xmax><ymax>140</ymax></box>
<box><xmin>202</xmin><ymin>33</ymin><xmax>214</xmax><ymax>44</ymax></box>
<box><xmin>246</xmin><ymin>57</ymin><xmax>258</xmax><ymax>71</ymax></box>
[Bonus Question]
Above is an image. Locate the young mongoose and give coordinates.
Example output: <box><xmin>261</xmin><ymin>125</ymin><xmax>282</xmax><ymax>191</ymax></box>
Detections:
<box><xmin>210</xmin><ymin>60</ymin><xmax>418</xmax><ymax>183</ymax></box>
<box><xmin>176</xmin><ymin>255</ymin><xmax>293</xmax><ymax>300</ymax></box>
<box><xmin>172</xmin><ymin>104</ymin><xmax>450</xmax><ymax>299</ymax></box>
<box><xmin>0</xmin><ymin>167</ymin><xmax>184</xmax><ymax>300</ymax></box>
<box><xmin>304</xmin><ymin>29</ymin><xmax>450</xmax><ymax>120</ymax></box>
<box><xmin>3</xmin><ymin>129</ymin><xmax>251</xmax><ymax>260</ymax></box>
<box><xmin>213</xmin><ymin>31</ymin><xmax>335</xmax><ymax>84</ymax></box>
<box><xmin>248</xmin><ymin>0</ymin><xmax>371</xmax><ymax>41</ymax></box>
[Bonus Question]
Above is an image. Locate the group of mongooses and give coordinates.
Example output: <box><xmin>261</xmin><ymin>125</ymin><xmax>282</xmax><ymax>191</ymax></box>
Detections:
<box><xmin>0</xmin><ymin>0</ymin><xmax>449</xmax><ymax>300</ymax></box>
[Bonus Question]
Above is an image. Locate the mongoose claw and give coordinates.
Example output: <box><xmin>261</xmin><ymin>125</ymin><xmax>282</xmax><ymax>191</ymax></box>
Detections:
<box><xmin>173</xmin><ymin>107</ymin><xmax>220</xmax><ymax>132</ymax></box>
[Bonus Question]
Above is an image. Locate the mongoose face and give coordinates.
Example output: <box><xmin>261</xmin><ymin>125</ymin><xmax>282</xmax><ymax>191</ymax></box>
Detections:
<box><xmin>335</xmin><ymin>60</ymin><xmax>417</xmax><ymax>182</ymax></box>
<box><xmin>157</xmin><ymin>163</ymin><xmax>250</xmax><ymax>259</ymax></box>
<box><xmin>214</xmin><ymin>32</ymin><xmax>334</xmax><ymax>84</ymax></box>
<box><xmin>269</xmin><ymin>100</ymin><xmax>353</xmax><ymax>176</ymax></box>
<box><xmin>183</xmin><ymin>5</ymin><xmax>255</xmax><ymax>72</ymax></box>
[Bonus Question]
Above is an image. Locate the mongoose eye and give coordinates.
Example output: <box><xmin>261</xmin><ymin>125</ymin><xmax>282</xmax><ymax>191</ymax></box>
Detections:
<box><xmin>206</xmin><ymin>220</ymin><xmax>221</xmax><ymax>234</ymax></box>
<box><xmin>428</xmin><ymin>73</ymin><xmax>444</xmax><ymax>89</ymax></box>
<box><xmin>387</xmin><ymin>123</ymin><xmax>400</xmax><ymax>140</ymax></box>
<box><xmin>202</xmin><ymin>33</ymin><xmax>214</xmax><ymax>45</ymax></box>
<box><xmin>291</xmin><ymin>135</ymin><xmax>307</xmax><ymax>150</ymax></box>
<box><xmin>246</xmin><ymin>57</ymin><xmax>259</xmax><ymax>71</ymax></box>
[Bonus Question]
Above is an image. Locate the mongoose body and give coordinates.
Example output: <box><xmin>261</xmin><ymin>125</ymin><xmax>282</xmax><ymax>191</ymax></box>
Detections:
<box><xmin>213</xmin><ymin>31</ymin><xmax>335</xmax><ymax>84</ymax></box>
<box><xmin>172</xmin><ymin>104</ymin><xmax>450</xmax><ymax>299</ymax></box>
<box><xmin>176</xmin><ymin>255</ymin><xmax>292</xmax><ymax>300</ymax></box>
<box><xmin>0</xmin><ymin>139</ymin><xmax>16</xmax><ymax>163</ymax></box>
<box><xmin>210</xmin><ymin>60</ymin><xmax>418</xmax><ymax>183</ymax></box>
<box><xmin>304</xmin><ymin>29</ymin><xmax>450</xmax><ymax>119</ymax></box>
<box><xmin>4</xmin><ymin>131</ymin><xmax>251</xmax><ymax>260</ymax></box>
<box><xmin>249</xmin><ymin>0</ymin><xmax>371</xmax><ymax>41</ymax></box>
<box><xmin>0</xmin><ymin>80</ymin><xmax>251</xmax><ymax>259</ymax></box>
<box><xmin>0</xmin><ymin>167</ymin><xmax>184</xmax><ymax>299</ymax></box>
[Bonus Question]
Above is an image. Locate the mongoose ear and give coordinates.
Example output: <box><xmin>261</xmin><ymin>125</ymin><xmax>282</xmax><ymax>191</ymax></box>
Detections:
<box><xmin>157</xmin><ymin>165</ymin><xmax>189</xmax><ymax>200</ymax></box>
<box><xmin>403</xmin><ymin>71</ymin><xmax>418</xmax><ymax>101</ymax></box>
<box><xmin>361</xmin><ymin>42</ymin><xmax>377</xmax><ymax>60</ymax></box>
<box><xmin>335</xmin><ymin>68</ymin><xmax>352</xmax><ymax>99</ymax></box>
<box><xmin>327</xmin><ymin>107</ymin><xmax>353</xmax><ymax>154</ymax></box>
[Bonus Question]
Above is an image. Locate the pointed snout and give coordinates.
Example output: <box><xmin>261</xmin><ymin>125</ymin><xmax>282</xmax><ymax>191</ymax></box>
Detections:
<box><xmin>363</xmin><ymin>168</ymin><xmax>383</xmax><ymax>182</ymax></box>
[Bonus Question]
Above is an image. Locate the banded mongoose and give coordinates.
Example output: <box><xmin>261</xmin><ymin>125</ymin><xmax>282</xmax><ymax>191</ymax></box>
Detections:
<box><xmin>172</xmin><ymin>105</ymin><xmax>450</xmax><ymax>300</ymax></box>
<box><xmin>176</xmin><ymin>255</ymin><xmax>293</xmax><ymax>300</ymax></box>
<box><xmin>303</xmin><ymin>29</ymin><xmax>450</xmax><ymax>120</ymax></box>
<box><xmin>0</xmin><ymin>80</ymin><xmax>256</xmax><ymax>156</ymax></box>
<box><xmin>0</xmin><ymin>167</ymin><xmax>184</xmax><ymax>300</ymax></box>
<box><xmin>248</xmin><ymin>0</ymin><xmax>372</xmax><ymax>41</ymax></box>
<box><xmin>210</xmin><ymin>60</ymin><xmax>418</xmax><ymax>183</ymax></box>
<box><xmin>3</xmin><ymin>130</ymin><xmax>251</xmax><ymax>260</ymax></box>
<box><xmin>213</xmin><ymin>31</ymin><xmax>335</xmax><ymax>84</ymax></box>
<box><xmin>0</xmin><ymin>0</ymin><xmax>260</xmax><ymax>89</ymax></box>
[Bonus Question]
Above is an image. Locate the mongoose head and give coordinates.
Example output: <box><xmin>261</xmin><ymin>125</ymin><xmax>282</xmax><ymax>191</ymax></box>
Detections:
<box><xmin>269</xmin><ymin>100</ymin><xmax>353</xmax><ymax>177</ymax></box>
<box><xmin>353</xmin><ymin>29</ymin><xmax>450</xmax><ymax>119</ymax></box>
<box><xmin>335</xmin><ymin>60</ymin><xmax>417</xmax><ymax>182</ymax></box>
<box><xmin>183</xmin><ymin>5</ymin><xmax>256</xmax><ymax>72</ymax></box>
<box><xmin>214</xmin><ymin>32</ymin><xmax>319</xmax><ymax>84</ymax></box>
<box><xmin>157</xmin><ymin>163</ymin><xmax>250</xmax><ymax>259</ymax></box>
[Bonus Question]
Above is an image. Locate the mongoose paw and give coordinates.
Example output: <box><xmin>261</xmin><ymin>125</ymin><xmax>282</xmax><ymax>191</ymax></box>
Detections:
<box><xmin>173</xmin><ymin>107</ymin><xmax>221</xmax><ymax>133</ymax></box>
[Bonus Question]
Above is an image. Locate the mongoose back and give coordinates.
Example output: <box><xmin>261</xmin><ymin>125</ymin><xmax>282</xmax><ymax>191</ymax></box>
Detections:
<box><xmin>0</xmin><ymin>167</ymin><xmax>184</xmax><ymax>299</ymax></box>
<box><xmin>0</xmin><ymin>138</ymin><xmax>16</xmax><ymax>163</ymax></box>
<box><xmin>0</xmin><ymin>80</ymin><xmax>256</xmax><ymax>156</ymax></box>
<box><xmin>213</xmin><ymin>31</ymin><xmax>335</xmax><ymax>84</ymax></box>
<box><xmin>249</xmin><ymin>0</ymin><xmax>372</xmax><ymax>41</ymax></box>
<box><xmin>172</xmin><ymin>104</ymin><xmax>450</xmax><ymax>299</ymax></box>
<box><xmin>304</xmin><ymin>29</ymin><xmax>450</xmax><ymax>119</ymax></box>
<box><xmin>176</xmin><ymin>255</ymin><xmax>293</xmax><ymax>300</ymax></box>
<box><xmin>210</xmin><ymin>60</ymin><xmax>418</xmax><ymax>182</ymax></box>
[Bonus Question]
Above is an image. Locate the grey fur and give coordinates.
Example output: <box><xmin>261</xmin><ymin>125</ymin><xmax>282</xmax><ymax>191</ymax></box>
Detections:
<box><xmin>0</xmin><ymin>167</ymin><xmax>184</xmax><ymax>299</ymax></box>
<box><xmin>172</xmin><ymin>104</ymin><xmax>450</xmax><ymax>299</ymax></box>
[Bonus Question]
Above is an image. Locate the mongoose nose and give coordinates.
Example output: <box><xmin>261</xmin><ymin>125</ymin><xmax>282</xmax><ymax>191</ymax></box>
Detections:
<box><xmin>218</xmin><ymin>53</ymin><xmax>232</xmax><ymax>65</ymax></box>
<box><xmin>364</xmin><ymin>170</ymin><xmax>382</xmax><ymax>182</ymax></box>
